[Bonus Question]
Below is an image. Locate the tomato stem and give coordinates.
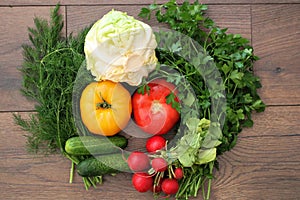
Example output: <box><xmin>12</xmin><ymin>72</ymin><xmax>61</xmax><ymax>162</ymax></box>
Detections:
<box><xmin>96</xmin><ymin>102</ymin><xmax>111</xmax><ymax>109</ymax></box>
<box><xmin>96</xmin><ymin>92</ymin><xmax>111</xmax><ymax>109</ymax></box>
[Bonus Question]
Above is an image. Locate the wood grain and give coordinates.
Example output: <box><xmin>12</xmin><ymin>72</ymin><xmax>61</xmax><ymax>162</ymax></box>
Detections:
<box><xmin>0</xmin><ymin>6</ymin><xmax>66</xmax><ymax>112</ymax></box>
<box><xmin>252</xmin><ymin>5</ymin><xmax>300</xmax><ymax>106</ymax></box>
<box><xmin>1</xmin><ymin>0</ymin><xmax>300</xmax><ymax>6</ymax></box>
<box><xmin>205</xmin><ymin>5</ymin><xmax>251</xmax><ymax>39</ymax></box>
<box><xmin>207</xmin><ymin>105</ymin><xmax>300</xmax><ymax>199</ymax></box>
<box><xmin>212</xmin><ymin>157</ymin><xmax>300</xmax><ymax>200</ymax></box>
<box><xmin>211</xmin><ymin>106</ymin><xmax>300</xmax><ymax>200</ymax></box>
<box><xmin>66</xmin><ymin>5</ymin><xmax>251</xmax><ymax>42</ymax></box>
<box><xmin>1</xmin><ymin>106</ymin><xmax>300</xmax><ymax>200</ymax></box>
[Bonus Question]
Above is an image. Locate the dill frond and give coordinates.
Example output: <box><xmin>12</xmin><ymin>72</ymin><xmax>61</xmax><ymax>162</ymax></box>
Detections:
<box><xmin>14</xmin><ymin>4</ymin><xmax>91</xmax><ymax>153</ymax></box>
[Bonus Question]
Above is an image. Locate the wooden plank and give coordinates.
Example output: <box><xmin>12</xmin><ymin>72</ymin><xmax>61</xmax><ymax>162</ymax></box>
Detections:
<box><xmin>66</xmin><ymin>5</ymin><xmax>251</xmax><ymax>39</ymax></box>
<box><xmin>0</xmin><ymin>6</ymin><xmax>66</xmax><ymax>112</ymax></box>
<box><xmin>211</xmin><ymin>106</ymin><xmax>300</xmax><ymax>199</ymax></box>
<box><xmin>224</xmin><ymin>110</ymin><xmax>300</xmax><ymax>164</ymax></box>
<box><xmin>212</xmin><ymin>156</ymin><xmax>300</xmax><ymax>199</ymax></box>
<box><xmin>241</xmin><ymin>105</ymin><xmax>300</xmax><ymax>138</ymax></box>
<box><xmin>1</xmin><ymin>0</ymin><xmax>300</xmax><ymax>6</ymax></box>
<box><xmin>206</xmin><ymin>5</ymin><xmax>251</xmax><ymax>39</ymax></box>
<box><xmin>252</xmin><ymin>5</ymin><xmax>300</xmax><ymax>106</ymax></box>
<box><xmin>1</xmin><ymin>106</ymin><xmax>300</xmax><ymax>199</ymax></box>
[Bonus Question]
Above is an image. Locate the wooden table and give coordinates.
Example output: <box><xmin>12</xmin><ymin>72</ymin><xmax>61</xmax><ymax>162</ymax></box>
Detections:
<box><xmin>1</xmin><ymin>0</ymin><xmax>299</xmax><ymax>199</ymax></box>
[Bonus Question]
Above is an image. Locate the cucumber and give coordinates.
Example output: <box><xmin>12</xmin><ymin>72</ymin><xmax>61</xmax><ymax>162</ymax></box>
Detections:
<box><xmin>65</xmin><ymin>135</ymin><xmax>128</xmax><ymax>156</ymax></box>
<box><xmin>77</xmin><ymin>153</ymin><xmax>131</xmax><ymax>177</ymax></box>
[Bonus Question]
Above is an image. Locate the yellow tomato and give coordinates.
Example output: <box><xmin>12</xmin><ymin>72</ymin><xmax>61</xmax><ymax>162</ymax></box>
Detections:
<box><xmin>80</xmin><ymin>80</ymin><xmax>132</xmax><ymax>136</ymax></box>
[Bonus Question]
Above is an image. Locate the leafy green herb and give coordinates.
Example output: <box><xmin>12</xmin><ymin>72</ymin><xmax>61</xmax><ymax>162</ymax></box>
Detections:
<box><xmin>166</xmin><ymin>92</ymin><xmax>181</xmax><ymax>113</ymax></box>
<box><xmin>140</xmin><ymin>0</ymin><xmax>265</xmax><ymax>199</ymax></box>
<box><xmin>13</xmin><ymin>4</ymin><xmax>98</xmax><ymax>188</ymax></box>
<box><xmin>14</xmin><ymin>5</ymin><xmax>81</xmax><ymax>153</ymax></box>
<box><xmin>169</xmin><ymin>118</ymin><xmax>219</xmax><ymax>167</ymax></box>
<box><xmin>140</xmin><ymin>0</ymin><xmax>265</xmax><ymax>156</ymax></box>
<box><xmin>137</xmin><ymin>81</ymin><xmax>150</xmax><ymax>95</ymax></box>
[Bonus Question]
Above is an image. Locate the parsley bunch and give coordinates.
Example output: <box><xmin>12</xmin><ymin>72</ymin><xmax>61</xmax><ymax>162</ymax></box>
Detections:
<box><xmin>140</xmin><ymin>0</ymin><xmax>265</xmax><ymax>153</ymax></box>
<box><xmin>139</xmin><ymin>0</ymin><xmax>265</xmax><ymax>199</ymax></box>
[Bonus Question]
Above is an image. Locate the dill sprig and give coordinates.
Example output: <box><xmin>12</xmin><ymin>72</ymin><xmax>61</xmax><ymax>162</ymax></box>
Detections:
<box><xmin>13</xmin><ymin>4</ymin><xmax>90</xmax><ymax>154</ymax></box>
<box><xmin>14</xmin><ymin>4</ymin><xmax>101</xmax><ymax>189</ymax></box>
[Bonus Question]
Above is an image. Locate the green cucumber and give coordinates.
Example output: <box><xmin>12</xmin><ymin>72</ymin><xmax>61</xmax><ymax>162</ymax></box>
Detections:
<box><xmin>77</xmin><ymin>153</ymin><xmax>131</xmax><ymax>177</ymax></box>
<box><xmin>65</xmin><ymin>135</ymin><xmax>127</xmax><ymax>156</ymax></box>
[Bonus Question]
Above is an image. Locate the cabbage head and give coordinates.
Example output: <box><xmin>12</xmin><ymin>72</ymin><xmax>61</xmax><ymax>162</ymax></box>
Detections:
<box><xmin>84</xmin><ymin>10</ymin><xmax>157</xmax><ymax>86</ymax></box>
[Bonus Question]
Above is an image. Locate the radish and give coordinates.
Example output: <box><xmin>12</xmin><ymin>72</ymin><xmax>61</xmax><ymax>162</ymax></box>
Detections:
<box><xmin>152</xmin><ymin>174</ymin><xmax>163</xmax><ymax>193</ymax></box>
<box><xmin>132</xmin><ymin>173</ymin><xmax>153</xmax><ymax>193</ymax></box>
<box><xmin>161</xmin><ymin>178</ymin><xmax>179</xmax><ymax>195</ymax></box>
<box><xmin>146</xmin><ymin>135</ymin><xmax>166</xmax><ymax>153</ymax></box>
<box><xmin>174</xmin><ymin>167</ymin><xmax>184</xmax><ymax>180</ymax></box>
<box><xmin>127</xmin><ymin>151</ymin><xmax>150</xmax><ymax>172</ymax></box>
<box><xmin>152</xmin><ymin>183</ymin><xmax>162</xmax><ymax>193</ymax></box>
<box><xmin>151</xmin><ymin>157</ymin><xmax>168</xmax><ymax>172</ymax></box>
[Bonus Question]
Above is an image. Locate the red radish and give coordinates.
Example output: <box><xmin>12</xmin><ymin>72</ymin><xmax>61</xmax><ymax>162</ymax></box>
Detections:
<box><xmin>152</xmin><ymin>184</ymin><xmax>162</xmax><ymax>193</ymax></box>
<box><xmin>151</xmin><ymin>157</ymin><xmax>168</xmax><ymax>172</ymax></box>
<box><xmin>146</xmin><ymin>135</ymin><xmax>166</xmax><ymax>153</ymax></box>
<box><xmin>174</xmin><ymin>167</ymin><xmax>184</xmax><ymax>180</ymax></box>
<box><xmin>152</xmin><ymin>174</ymin><xmax>163</xmax><ymax>193</ymax></box>
<box><xmin>127</xmin><ymin>151</ymin><xmax>150</xmax><ymax>172</ymax></box>
<box><xmin>132</xmin><ymin>173</ymin><xmax>153</xmax><ymax>193</ymax></box>
<box><xmin>161</xmin><ymin>178</ymin><xmax>179</xmax><ymax>195</ymax></box>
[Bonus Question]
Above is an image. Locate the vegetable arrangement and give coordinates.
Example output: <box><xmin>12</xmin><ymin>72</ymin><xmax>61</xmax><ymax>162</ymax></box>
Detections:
<box><xmin>14</xmin><ymin>1</ymin><xmax>265</xmax><ymax>200</ymax></box>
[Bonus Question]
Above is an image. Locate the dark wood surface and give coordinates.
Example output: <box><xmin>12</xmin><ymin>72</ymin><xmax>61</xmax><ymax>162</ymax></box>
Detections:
<box><xmin>1</xmin><ymin>1</ymin><xmax>299</xmax><ymax>199</ymax></box>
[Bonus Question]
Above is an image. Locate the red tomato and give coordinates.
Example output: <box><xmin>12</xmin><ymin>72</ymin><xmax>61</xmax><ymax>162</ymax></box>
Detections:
<box><xmin>132</xmin><ymin>79</ymin><xmax>180</xmax><ymax>135</ymax></box>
